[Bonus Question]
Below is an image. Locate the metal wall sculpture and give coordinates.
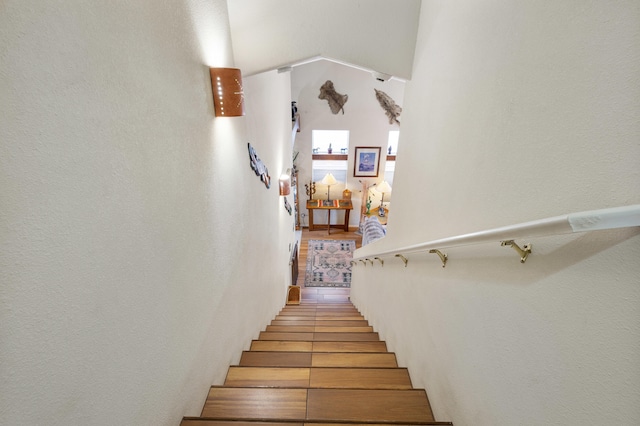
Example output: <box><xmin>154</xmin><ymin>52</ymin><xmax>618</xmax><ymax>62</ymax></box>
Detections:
<box><xmin>318</xmin><ymin>80</ymin><xmax>348</xmax><ymax>114</ymax></box>
<box><xmin>248</xmin><ymin>143</ymin><xmax>271</xmax><ymax>189</ymax></box>
<box><xmin>374</xmin><ymin>89</ymin><xmax>402</xmax><ymax>125</ymax></box>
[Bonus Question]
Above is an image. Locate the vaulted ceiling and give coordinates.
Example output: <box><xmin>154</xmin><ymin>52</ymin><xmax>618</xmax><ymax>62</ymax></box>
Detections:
<box><xmin>226</xmin><ymin>0</ymin><xmax>421</xmax><ymax>80</ymax></box>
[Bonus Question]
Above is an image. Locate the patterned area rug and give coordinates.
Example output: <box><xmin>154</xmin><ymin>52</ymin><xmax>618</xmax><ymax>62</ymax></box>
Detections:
<box><xmin>305</xmin><ymin>240</ymin><xmax>355</xmax><ymax>287</ymax></box>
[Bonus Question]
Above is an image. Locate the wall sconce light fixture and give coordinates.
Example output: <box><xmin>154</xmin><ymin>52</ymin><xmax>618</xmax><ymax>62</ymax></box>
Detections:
<box><xmin>279</xmin><ymin>169</ymin><xmax>292</xmax><ymax>196</ymax></box>
<box><xmin>209</xmin><ymin>67</ymin><xmax>245</xmax><ymax>117</ymax></box>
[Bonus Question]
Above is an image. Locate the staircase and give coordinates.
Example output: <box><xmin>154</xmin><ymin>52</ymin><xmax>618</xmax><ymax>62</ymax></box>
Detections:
<box><xmin>181</xmin><ymin>288</ymin><xmax>452</xmax><ymax>425</ymax></box>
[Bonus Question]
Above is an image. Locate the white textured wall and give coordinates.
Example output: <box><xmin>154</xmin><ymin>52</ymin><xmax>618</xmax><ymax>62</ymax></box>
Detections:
<box><xmin>290</xmin><ymin>60</ymin><xmax>404</xmax><ymax>227</ymax></box>
<box><xmin>351</xmin><ymin>1</ymin><xmax>640</xmax><ymax>425</ymax></box>
<box><xmin>227</xmin><ymin>0</ymin><xmax>421</xmax><ymax>80</ymax></box>
<box><xmin>0</xmin><ymin>1</ymin><xmax>294</xmax><ymax>425</ymax></box>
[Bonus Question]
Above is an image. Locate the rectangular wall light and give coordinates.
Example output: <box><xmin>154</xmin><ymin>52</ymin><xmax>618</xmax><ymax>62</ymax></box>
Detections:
<box><xmin>209</xmin><ymin>67</ymin><xmax>245</xmax><ymax>117</ymax></box>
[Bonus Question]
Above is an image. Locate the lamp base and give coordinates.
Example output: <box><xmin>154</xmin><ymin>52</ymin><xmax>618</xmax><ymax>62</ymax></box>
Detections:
<box><xmin>378</xmin><ymin>205</ymin><xmax>386</xmax><ymax>217</ymax></box>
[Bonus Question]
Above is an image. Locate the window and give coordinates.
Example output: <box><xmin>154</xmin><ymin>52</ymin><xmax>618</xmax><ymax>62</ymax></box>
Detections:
<box><xmin>387</xmin><ymin>130</ymin><xmax>399</xmax><ymax>155</ymax></box>
<box><xmin>312</xmin><ymin>130</ymin><xmax>349</xmax><ymax>199</ymax></box>
<box><xmin>312</xmin><ymin>130</ymin><xmax>350</xmax><ymax>155</ymax></box>
<box><xmin>384</xmin><ymin>161</ymin><xmax>395</xmax><ymax>187</ymax></box>
<box><xmin>312</xmin><ymin>159</ymin><xmax>348</xmax><ymax>183</ymax></box>
<box><xmin>383</xmin><ymin>130</ymin><xmax>399</xmax><ymax>186</ymax></box>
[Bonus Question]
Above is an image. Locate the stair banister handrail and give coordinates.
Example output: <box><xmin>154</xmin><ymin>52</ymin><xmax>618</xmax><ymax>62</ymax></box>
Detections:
<box><xmin>352</xmin><ymin>204</ymin><xmax>640</xmax><ymax>262</ymax></box>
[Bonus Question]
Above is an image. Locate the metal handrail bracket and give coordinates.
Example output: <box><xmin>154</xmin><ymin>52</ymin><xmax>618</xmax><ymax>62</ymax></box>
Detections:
<box><xmin>353</xmin><ymin>204</ymin><xmax>640</xmax><ymax>263</ymax></box>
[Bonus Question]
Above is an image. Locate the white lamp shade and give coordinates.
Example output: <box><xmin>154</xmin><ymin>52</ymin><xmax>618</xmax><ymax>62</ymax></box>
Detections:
<box><xmin>321</xmin><ymin>173</ymin><xmax>338</xmax><ymax>186</ymax></box>
<box><xmin>376</xmin><ymin>180</ymin><xmax>392</xmax><ymax>193</ymax></box>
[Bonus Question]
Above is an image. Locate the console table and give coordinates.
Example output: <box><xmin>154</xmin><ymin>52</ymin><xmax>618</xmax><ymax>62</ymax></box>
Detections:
<box><xmin>306</xmin><ymin>199</ymin><xmax>353</xmax><ymax>234</ymax></box>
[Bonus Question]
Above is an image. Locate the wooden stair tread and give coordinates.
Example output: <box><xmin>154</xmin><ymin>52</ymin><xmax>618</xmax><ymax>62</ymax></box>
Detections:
<box><xmin>269</xmin><ymin>320</ymin><xmax>371</xmax><ymax>326</ymax></box>
<box><xmin>307</xmin><ymin>389</ymin><xmax>434</xmax><ymax>423</ymax></box>
<box><xmin>258</xmin><ymin>332</ymin><xmax>315</xmax><ymax>341</ymax></box>
<box><xmin>240</xmin><ymin>352</ymin><xmax>312</xmax><ymax>367</ymax></box>
<box><xmin>266</xmin><ymin>326</ymin><xmax>374</xmax><ymax>333</ymax></box>
<box><xmin>310</xmin><ymin>367</ymin><xmax>411</xmax><ymax>389</ymax></box>
<box><xmin>275</xmin><ymin>316</ymin><xmax>365</xmax><ymax>321</ymax></box>
<box><xmin>266</xmin><ymin>326</ymin><xmax>315</xmax><ymax>332</ymax></box>
<box><xmin>312</xmin><ymin>341</ymin><xmax>388</xmax><ymax>352</ymax></box>
<box><xmin>240</xmin><ymin>352</ymin><xmax>397</xmax><ymax>368</ymax></box>
<box><xmin>182</xmin><ymin>421</ymin><xmax>452</xmax><ymax>425</ymax></box>
<box><xmin>250</xmin><ymin>341</ymin><xmax>314</xmax><ymax>352</ymax></box>
<box><xmin>202</xmin><ymin>388</ymin><xmax>307</xmax><ymax>419</ymax></box>
<box><xmin>225</xmin><ymin>367</ymin><xmax>310</xmax><ymax>387</ymax></box>
<box><xmin>280</xmin><ymin>309</ymin><xmax>357</xmax><ymax>313</ymax></box>
<box><xmin>312</xmin><ymin>353</ymin><xmax>398</xmax><ymax>368</ymax></box>
<box><xmin>258</xmin><ymin>332</ymin><xmax>379</xmax><ymax>342</ymax></box>
<box><xmin>224</xmin><ymin>367</ymin><xmax>412</xmax><ymax>389</ymax></box>
<box><xmin>182</xmin><ymin>421</ymin><xmax>302</xmax><ymax>426</ymax></box>
<box><xmin>201</xmin><ymin>388</ymin><xmax>433</xmax><ymax>423</ymax></box>
<box><xmin>312</xmin><ymin>332</ymin><xmax>379</xmax><ymax>341</ymax></box>
<box><xmin>249</xmin><ymin>340</ymin><xmax>387</xmax><ymax>353</ymax></box>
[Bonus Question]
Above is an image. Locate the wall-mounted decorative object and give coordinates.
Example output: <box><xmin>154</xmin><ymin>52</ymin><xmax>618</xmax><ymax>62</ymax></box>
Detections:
<box><xmin>318</xmin><ymin>80</ymin><xmax>348</xmax><ymax>114</ymax></box>
<box><xmin>248</xmin><ymin>143</ymin><xmax>271</xmax><ymax>188</ymax></box>
<box><xmin>374</xmin><ymin>89</ymin><xmax>402</xmax><ymax>125</ymax></box>
<box><xmin>210</xmin><ymin>67</ymin><xmax>245</xmax><ymax>117</ymax></box>
<box><xmin>284</xmin><ymin>197</ymin><xmax>293</xmax><ymax>215</ymax></box>
<box><xmin>279</xmin><ymin>169</ymin><xmax>292</xmax><ymax>196</ymax></box>
<box><xmin>354</xmin><ymin>146</ymin><xmax>381</xmax><ymax>177</ymax></box>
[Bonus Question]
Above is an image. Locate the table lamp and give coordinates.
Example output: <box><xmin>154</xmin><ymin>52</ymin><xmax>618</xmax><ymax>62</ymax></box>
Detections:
<box><xmin>321</xmin><ymin>173</ymin><xmax>338</xmax><ymax>201</ymax></box>
<box><xmin>376</xmin><ymin>180</ymin><xmax>392</xmax><ymax>217</ymax></box>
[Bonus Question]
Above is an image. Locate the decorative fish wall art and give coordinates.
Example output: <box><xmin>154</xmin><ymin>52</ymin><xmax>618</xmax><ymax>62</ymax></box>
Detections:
<box><xmin>284</xmin><ymin>197</ymin><xmax>293</xmax><ymax>215</ymax></box>
<box><xmin>374</xmin><ymin>89</ymin><xmax>402</xmax><ymax>125</ymax></box>
<box><xmin>248</xmin><ymin>143</ymin><xmax>271</xmax><ymax>189</ymax></box>
<box><xmin>318</xmin><ymin>80</ymin><xmax>348</xmax><ymax>114</ymax></box>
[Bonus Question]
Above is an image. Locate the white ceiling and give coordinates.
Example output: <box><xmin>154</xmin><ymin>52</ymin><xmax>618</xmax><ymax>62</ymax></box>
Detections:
<box><xmin>226</xmin><ymin>0</ymin><xmax>422</xmax><ymax>80</ymax></box>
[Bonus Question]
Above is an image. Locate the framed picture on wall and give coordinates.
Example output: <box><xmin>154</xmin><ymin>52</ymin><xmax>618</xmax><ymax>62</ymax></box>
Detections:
<box><xmin>353</xmin><ymin>146</ymin><xmax>381</xmax><ymax>177</ymax></box>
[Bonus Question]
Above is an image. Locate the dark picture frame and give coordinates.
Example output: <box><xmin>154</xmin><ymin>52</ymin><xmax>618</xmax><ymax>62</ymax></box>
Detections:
<box><xmin>353</xmin><ymin>146</ymin><xmax>381</xmax><ymax>177</ymax></box>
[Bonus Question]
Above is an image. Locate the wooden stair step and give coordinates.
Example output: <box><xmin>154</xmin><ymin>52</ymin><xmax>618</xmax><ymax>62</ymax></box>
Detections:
<box><xmin>270</xmin><ymin>320</ymin><xmax>316</xmax><ymax>326</ymax></box>
<box><xmin>249</xmin><ymin>340</ymin><xmax>387</xmax><ymax>353</ymax></box>
<box><xmin>239</xmin><ymin>352</ymin><xmax>397</xmax><ymax>368</ymax></box>
<box><xmin>312</xmin><ymin>332</ymin><xmax>379</xmax><ymax>341</ymax></box>
<box><xmin>266</xmin><ymin>325</ymin><xmax>374</xmax><ymax>333</ymax></box>
<box><xmin>312</xmin><ymin>353</ymin><xmax>397</xmax><ymax>368</ymax></box>
<box><xmin>279</xmin><ymin>309</ymin><xmax>361</xmax><ymax>315</ymax></box>
<box><xmin>307</xmin><ymin>389</ymin><xmax>434</xmax><ymax>423</ymax></box>
<box><xmin>202</xmin><ymin>388</ymin><xmax>307</xmax><ymax>419</ymax></box>
<box><xmin>314</xmin><ymin>320</ymin><xmax>370</xmax><ymax>327</ymax></box>
<box><xmin>276</xmin><ymin>313</ymin><xmax>362</xmax><ymax>318</ymax></box>
<box><xmin>310</xmin><ymin>367</ymin><xmax>412</xmax><ymax>389</ymax></box>
<box><xmin>258</xmin><ymin>332</ymin><xmax>379</xmax><ymax>341</ymax></box>
<box><xmin>201</xmin><ymin>388</ymin><xmax>434</xmax><ymax>423</ymax></box>
<box><xmin>249</xmin><ymin>341</ymin><xmax>313</xmax><ymax>352</ymax></box>
<box><xmin>266</xmin><ymin>325</ymin><xmax>315</xmax><ymax>332</ymax></box>
<box><xmin>314</xmin><ymin>326</ymin><xmax>373</xmax><ymax>332</ymax></box>
<box><xmin>181</xmin><ymin>420</ymin><xmax>303</xmax><ymax>426</ymax></box>
<box><xmin>182</xmin><ymin>420</ymin><xmax>452</xmax><ymax>426</ymax></box>
<box><xmin>312</xmin><ymin>341</ymin><xmax>388</xmax><ymax>352</ymax></box>
<box><xmin>275</xmin><ymin>315</ymin><xmax>365</xmax><ymax>321</ymax></box>
<box><xmin>224</xmin><ymin>367</ymin><xmax>412</xmax><ymax>389</ymax></box>
<box><xmin>240</xmin><ymin>352</ymin><xmax>312</xmax><ymax>367</ymax></box>
<box><xmin>258</xmin><ymin>332</ymin><xmax>315</xmax><ymax>341</ymax></box>
<box><xmin>284</xmin><ymin>305</ymin><xmax>357</xmax><ymax>310</ymax></box>
<box><xmin>225</xmin><ymin>367</ymin><xmax>310</xmax><ymax>388</ymax></box>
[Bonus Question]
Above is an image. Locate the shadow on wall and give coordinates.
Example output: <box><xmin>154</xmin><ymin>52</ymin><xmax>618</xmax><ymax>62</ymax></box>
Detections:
<box><xmin>365</xmin><ymin>227</ymin><xmax>640</xmax><ymax>288</ymax></box>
